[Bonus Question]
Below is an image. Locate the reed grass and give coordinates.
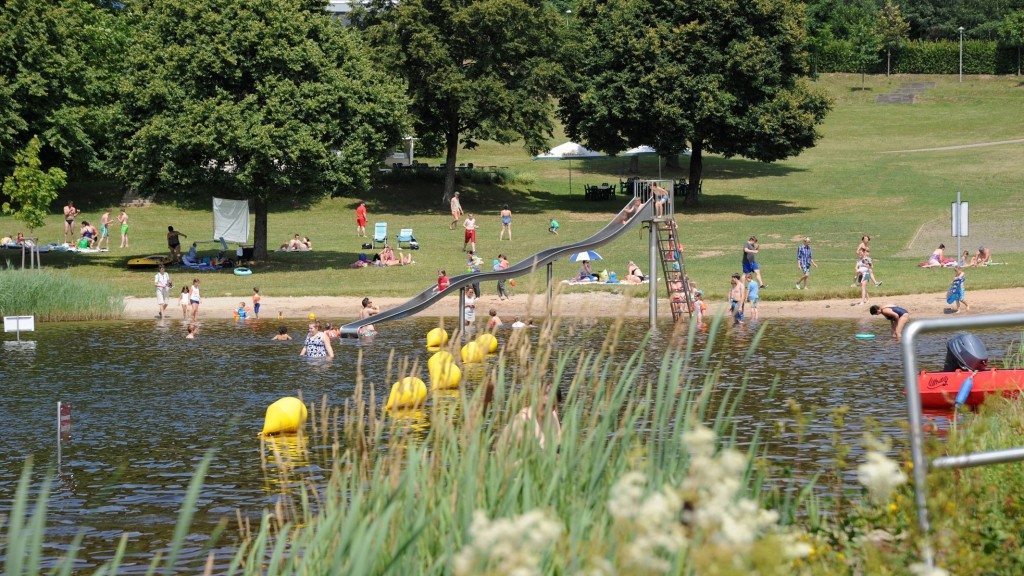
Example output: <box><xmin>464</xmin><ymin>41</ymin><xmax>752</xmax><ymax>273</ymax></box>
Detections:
<box><xmin>0</xmin><ymin>268</ymin><xmax>124</xmax><ymax>321</ymax></box>
<box><xmin>11</xmin><ymin>317</ymin><xmax>1024</xmax><ymax>574</ymax></box>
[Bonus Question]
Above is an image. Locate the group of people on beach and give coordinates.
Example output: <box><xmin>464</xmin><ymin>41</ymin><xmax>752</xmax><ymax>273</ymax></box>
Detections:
<box><xmin>59</xmin><ymin>202</ymin><xmax>129</xmax><ymax>249</ymax></box>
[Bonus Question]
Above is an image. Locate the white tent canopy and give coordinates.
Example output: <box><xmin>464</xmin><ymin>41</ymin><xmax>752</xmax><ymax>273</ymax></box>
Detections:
<box><xmin>213</xmin><ymin>198</ymin><xmax>250</xmax><ymax>244</ymax></box>
<box><xmin>535</xmin><ymin>141</ymin><xmax>606</xmax><ymax>159</ymax></box>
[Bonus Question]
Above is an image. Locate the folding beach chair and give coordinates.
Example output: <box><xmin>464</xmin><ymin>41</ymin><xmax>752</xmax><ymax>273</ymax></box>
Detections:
<box><xmin>396</xmin><ymin>228</ymin><xmax>416</xmax><ymax>249</ymax></box>
<box><xmin>372</xmin><ymin>223</ymin><xmax>387</xmax><ymax>248</ymax></box>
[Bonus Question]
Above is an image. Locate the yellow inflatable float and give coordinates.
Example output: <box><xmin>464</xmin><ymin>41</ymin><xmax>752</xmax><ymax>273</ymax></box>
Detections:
<box><xmin>461</xmin><ymin>341</ymin><xmax>485</xmax><ymax>364</ymax></box>
<box><xmin>475</xmin><ymin>333</ymin><xmax>498</xmax><ymax>354</ymax></box>
<box><xmin>386</xmin><ymin>377</ymin><xmax>428</xmax><ymax>410</ymax></box>
<box><xmin>428</xmin><ymin>350</ymin><xmax>455</xmax><ymax>374</ymax></box>
<box><xmin>426</xmin><ymin>327</ymin><xmax>449</xmax><ymax>348</ymax></box>
<box><xmin>429</xmin><ymin>352</ymin><xmax>462</xmax><ymax>390</ymax></box>
<box><xmin>260</xmin><ymin>396</ymin><xmax>308</xmax><ymax>435</ymax></box>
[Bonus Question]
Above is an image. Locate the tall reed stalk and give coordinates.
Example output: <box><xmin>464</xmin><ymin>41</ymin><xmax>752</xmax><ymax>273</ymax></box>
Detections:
<box><xmin>4</xmin><ymin>314</ymin><xmax>823</xmax><ymax>574</ymax></box>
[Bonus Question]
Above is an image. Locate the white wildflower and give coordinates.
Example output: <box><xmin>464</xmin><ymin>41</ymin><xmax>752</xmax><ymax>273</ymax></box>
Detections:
<box><xmin>453</xmin><ymin>509</ymin><xmax>563</xmax><ymax>576</ymax></box>
<box><xmin>607</xmin><ymin>472</ymin><xmax>688</xmax><ymax>573</ymax></box>
<box><xmin>780</xmin><ymin>532</ymin><xmax>814</xmax><ymax>560</ymax></box>
<box><xmin>608</xmin><ymin>471</ymin><xmax>648</xmax><ymax>521</ymax></box>
<box><xmin>909</xmin><ymin>562</ymin><xmax>950</xmax><ymax>576</ymax></box>
<box><xmin>857</xmin><ymin>451</ymin><xmax>908</xmax><ymax>505</ymax></box>
<box><xmin>682</xmin><ymin>424</ymin><xmax>717</xmax><ymax>458</ymax></box>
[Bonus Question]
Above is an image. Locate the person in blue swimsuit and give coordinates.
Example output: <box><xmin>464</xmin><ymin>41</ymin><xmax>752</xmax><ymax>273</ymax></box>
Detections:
<box><xmin>870</xmin><ymin>305</ymin><xmax>910</xmax><ymax>340</ymax></box>
<box><xmin>499</xmin><ymin>205</ymin><xmax>512</xmax><ymax>241</ymax></box>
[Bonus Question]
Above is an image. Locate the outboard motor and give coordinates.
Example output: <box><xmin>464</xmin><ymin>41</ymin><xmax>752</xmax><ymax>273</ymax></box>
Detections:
<box><xmin>943</xmin><ymin>333</ymin><xmax>989</xmax><ymax>372</ymax></box>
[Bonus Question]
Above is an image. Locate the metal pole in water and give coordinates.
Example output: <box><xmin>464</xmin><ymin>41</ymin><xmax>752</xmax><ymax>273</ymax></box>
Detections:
<box><xmin>649</xmin><ymin>219</ymin><xmax>657</xmax><ymax>328</ymax></box>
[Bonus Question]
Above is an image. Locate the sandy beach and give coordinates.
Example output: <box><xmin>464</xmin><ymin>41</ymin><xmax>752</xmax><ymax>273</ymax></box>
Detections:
<box><xmin>125</xmin><ymin>287</ymin><xmax>1024</xmax><ymax>323</ymax></box>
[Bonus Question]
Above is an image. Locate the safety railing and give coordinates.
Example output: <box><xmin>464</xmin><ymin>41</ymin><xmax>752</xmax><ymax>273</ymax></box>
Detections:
<box><xmin>901</xmin><ymin>312</ymin><xmax>1024</xmax><ymax>569</ymax></box>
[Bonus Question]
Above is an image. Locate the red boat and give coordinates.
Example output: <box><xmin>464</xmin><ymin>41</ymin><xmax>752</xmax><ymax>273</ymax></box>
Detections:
<box><xmin>917</xmin><ymin>369</ymin><xmax>1024</xmax><ymax>409</ymax></box>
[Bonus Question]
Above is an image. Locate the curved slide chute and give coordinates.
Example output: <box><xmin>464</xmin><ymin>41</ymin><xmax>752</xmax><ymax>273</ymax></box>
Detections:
<box><xmin>339</xmin><ymin>198</ymin><xmax>654</xmax><ymax>336</ymax></box>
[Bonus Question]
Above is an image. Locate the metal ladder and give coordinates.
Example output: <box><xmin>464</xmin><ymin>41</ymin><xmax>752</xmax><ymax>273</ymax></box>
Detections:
<box><xmin>654</xmin><ymin>218</ymin><xmax>692</xmax><ymax>321</ymax></box>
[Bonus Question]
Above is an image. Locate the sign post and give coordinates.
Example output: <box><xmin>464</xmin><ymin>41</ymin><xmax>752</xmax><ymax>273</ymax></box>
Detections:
<box><xmin>951</xmin><ymin>191</ymin><xmax>969</xmax><ymax>264</ymax></box>
<box><xmin>3</xmin><ymin>315</ymin><xmax>35</xmax><ymax>341</ymax></box>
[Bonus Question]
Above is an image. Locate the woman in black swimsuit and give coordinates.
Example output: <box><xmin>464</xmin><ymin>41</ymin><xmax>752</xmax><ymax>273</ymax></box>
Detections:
<box><xmin>167</xmin><ymin>226</ymin><xmax>187</xmax><ymax>262</ymax></box>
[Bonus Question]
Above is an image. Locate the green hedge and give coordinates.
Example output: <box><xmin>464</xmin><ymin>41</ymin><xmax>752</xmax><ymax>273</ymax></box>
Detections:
<box><xmin>812</xmin><ymin>39</ymin><xmax>1020</xmax><ymax>75</ymax></box>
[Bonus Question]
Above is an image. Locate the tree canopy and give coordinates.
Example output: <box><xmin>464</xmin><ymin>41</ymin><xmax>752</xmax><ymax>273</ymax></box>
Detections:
<box><xmin>0</xmin><ymin>0</ymin><xmax>127</xmax><ymax>178</ymax></box>
<box><xmin>2</xmin><ymin>136</ymin><xmax>67</xmax><ymax>233</ymax></box>
<box><xmin>358</xmin><ymin>0</ymin><xmax>561</xmax><ymax>203</ymax></box>
<box><xmin>115</xmin><ymin>0</ymin><xmax>408</xmax><ymax>259</ymax></box>
<box><xmin>559</xmin><ymin>0</ymin><xmax>832</xmax><ymax>206</ymax></box>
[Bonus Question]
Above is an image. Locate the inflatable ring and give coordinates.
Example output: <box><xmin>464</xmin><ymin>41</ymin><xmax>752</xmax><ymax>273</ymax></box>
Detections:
<box><xmin>234</xmin><ymin>267</ymin><xmax>253</xmax><ymax>276</ymax></box>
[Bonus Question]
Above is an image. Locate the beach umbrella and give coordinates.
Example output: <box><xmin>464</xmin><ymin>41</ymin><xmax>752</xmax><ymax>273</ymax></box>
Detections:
<box><xmin>534</xmin><ymin>141</ymin><xmax>606</xmax><ymax>194</ymax></box>
<box><xmin>567</xmin><ymin>250</ymin><xmax>603</xmax><ymax>262</ymax></box>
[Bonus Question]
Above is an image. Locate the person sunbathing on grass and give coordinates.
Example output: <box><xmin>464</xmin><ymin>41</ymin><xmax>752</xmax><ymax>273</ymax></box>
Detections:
<box><xmin>378</xmin><ymin>245</ymin><xmax>412</xmax><ymax>266</ymax></box>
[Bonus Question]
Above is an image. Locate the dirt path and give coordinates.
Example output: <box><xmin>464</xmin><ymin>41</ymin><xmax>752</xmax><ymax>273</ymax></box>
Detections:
<box><xmin>126</xmin><ymin>287</ymin><xmax>1024</xmax><ymax>323</ymax></box>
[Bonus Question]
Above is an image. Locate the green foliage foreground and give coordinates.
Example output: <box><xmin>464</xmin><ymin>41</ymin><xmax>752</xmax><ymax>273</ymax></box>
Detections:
<box><xmin>6</xmin><ymin>318</ymin><xmax>1024</xmax><ymax>574</ymax></box>
<box><xmin>0</xmin><ymin>268</ymin><xmax>124</xmax><ymax>321</ymax></box>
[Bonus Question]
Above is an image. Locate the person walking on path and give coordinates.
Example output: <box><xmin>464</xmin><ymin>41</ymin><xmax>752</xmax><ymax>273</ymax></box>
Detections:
<box><xmin>746</xmin><ymin>273</ymin><xmax>760</xmax><ymax>320</ymax></box>
<box><xmin>117</xmin><ymin>208</ymin><xmax>129</xmax><ymax>248</ymax></box>
<box><xmin>167</xmin><ymin>226</ymin><xmax>187</xmax><ymax>262</ymax></box>
<box><xmin>449</xmin><ymin>192</ymin><xmax>464</xmax><ymax>230</ymax></box>
<box><xmin>463</xmin><ymin>213</ymin><xmax>478</xmax><ymax>253</ymax></box>
<box><xmin>154</xmin><ymin>264</ymin><xmax>171</xmax><ymax>319</ymax></box>
<box><xmin>63</xmin><ymin>201</ymin><xmax>80</xmax><ymax>244</ymax></box>
<box><xmin>854</xmin><ymin>235</ymin><xmax>881</xmax><ymax>286</ymax></box>
<box><xmin>189</xmin><ymin>278</ymin><xmax>201</xmax><ymax>322</ymax></box>
<box><xmin>947</xmin><ymin>268</ymin><xmax>970</xmax><ymax>313</ymax></box>
<box><xmin>355</xmin><ymin>201</ymin><xmax>367</xmax><ymax>237</ymax></box>
<box><xmin>870</xmin><ymin>305</ymin><xmax>910</xmax><ymax>340</ymax></box>
<box><xmin>742</xmin><ymin>236</ymin><xmax>765</xmax><ymax>288</ymax></box>
<box><xmin>499</xmin><ymin>205</ymin><xmax>513</xmax><ymax>241</ymax></box>
<box><xmin>795</xmin><ymin>237</ymin><xmax>817</xmax><ymax>290</ymax></box>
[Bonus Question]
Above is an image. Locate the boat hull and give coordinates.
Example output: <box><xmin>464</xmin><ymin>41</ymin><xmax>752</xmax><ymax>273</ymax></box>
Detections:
<box><xmin>918</xmin><ymin>369</ymin><xmax>1024</xmax><ymax>408</ymax></box>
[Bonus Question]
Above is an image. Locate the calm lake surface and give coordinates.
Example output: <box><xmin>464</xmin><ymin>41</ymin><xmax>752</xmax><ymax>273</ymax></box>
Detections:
<box><xmin>2</xmin><ymin>314</ymin><xmax>1021</xmax><ymax>571</ymax></box>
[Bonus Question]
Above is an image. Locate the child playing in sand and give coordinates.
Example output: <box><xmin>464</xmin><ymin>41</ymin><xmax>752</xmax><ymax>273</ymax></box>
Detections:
<box><xmin>235</xmin><ymin>302</ymin><xmax>248</xmax><ymax>320</ymax></box>
<box><xmin>548</xmin><ymin>219</ymin><xmax>559</xmax><ymax>234</ymax></box>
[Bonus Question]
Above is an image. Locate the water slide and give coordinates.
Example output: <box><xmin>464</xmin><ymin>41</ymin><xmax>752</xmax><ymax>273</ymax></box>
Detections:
<box><xmin>338</xmin><ymin>197</ymin><xmax>654</xmax><ymax>336</ymax></box>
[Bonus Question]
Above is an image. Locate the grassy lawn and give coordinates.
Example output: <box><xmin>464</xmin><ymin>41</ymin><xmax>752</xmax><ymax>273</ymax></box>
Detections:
<box><xmin>2</xmin><ymin>73</ymin><xmax>1023</xmax><ymax>304</ymax></box>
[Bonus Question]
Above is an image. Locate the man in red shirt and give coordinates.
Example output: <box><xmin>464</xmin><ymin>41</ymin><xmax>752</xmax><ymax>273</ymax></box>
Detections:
<box><xmin>355</xmin><ymin>201</ymin><xmax>368</xmax><ymax>237</ymax></box>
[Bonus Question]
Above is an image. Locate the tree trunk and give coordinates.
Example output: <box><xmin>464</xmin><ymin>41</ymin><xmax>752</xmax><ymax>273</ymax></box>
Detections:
<box><xmin>886</xmin><ymin>49</ymin><xmax>891</xmax><ymax>76</ymax></box>
<box><xmin>683</xmin><ymin>141</ymin><xmax>703</xmax><ymax>207</ymax></box>
<box><xmin>442</xmin><ymin>127</ymin><xmax>459</xmax><ymax>205</ymax></box>
<box><xmin>628</xmin><ymin>155</ymin><xmax>639</xmax><ymax>173</ymax></box>
<box><xmin>253</xmin><ymin>196</ymin><xmax>268</xmax><ymax>262</ymax></box>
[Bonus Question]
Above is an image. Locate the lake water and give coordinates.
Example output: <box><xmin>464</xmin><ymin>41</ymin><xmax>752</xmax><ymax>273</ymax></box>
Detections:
<box><xmin>2</xmin><ymin>314</ymin><xmax>1021</xmax><ymax>570</ymax></box>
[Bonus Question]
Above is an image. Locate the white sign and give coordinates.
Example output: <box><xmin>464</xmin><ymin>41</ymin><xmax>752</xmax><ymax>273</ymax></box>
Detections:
<box><xmin>3</xmin><ymin>315</ymin><xmax>35</xmax><ymax>333</ymax></box>
<box><xmin>951</xmin><ymin>201</ymin><xmax>969</xmax><ymax>237</ymax></box>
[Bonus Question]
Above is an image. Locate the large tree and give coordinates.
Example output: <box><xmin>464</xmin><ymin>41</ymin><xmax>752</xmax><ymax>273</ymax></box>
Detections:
<box><xmin>1000</xmin><ymin>9</ymin><xmax>1024</xmax><ymax>75</ymax></box>
<box><xmin>560</xmin><ymin>0</ymin><xmax>832</xmax><ymax>207</ymax></box>
<box><xmin>115</xmin><ymin>0</ymin><xmax>408</xmax><ymax>260</ymax></box>
<box><xmin>0</xmin><ymin>0</ymin><xmax>127</xmax><ymax>178</ymax></box>
<box><xmin>358</xmin><ymin>0</ymin><xmax>561</xmax><ymax>204</ymax></box>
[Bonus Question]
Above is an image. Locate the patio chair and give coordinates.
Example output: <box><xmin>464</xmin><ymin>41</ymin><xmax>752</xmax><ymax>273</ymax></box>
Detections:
<box><xmin>396</xmin><ymin>228</ymin><xmax>416</xmax><ymax>249</ymax></box>
<box><xmin>372</xmin><ymin>222</ymin><xmax>388</xmax><ymax>248</ymax></box>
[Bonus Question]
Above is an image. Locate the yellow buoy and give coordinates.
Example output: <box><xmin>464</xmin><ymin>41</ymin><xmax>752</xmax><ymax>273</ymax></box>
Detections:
<box><xmin>475</xmin><ymin>333</ymin><xmax>498</xmax><ymax>354</ymax></box>
<box><xmin>426</xmin><ymin>327</ymin><xmax>449</xmax><ymax>348</ymax></box>
<box><xmin>260</xmin><ymin>396</ymin><xmax>308</xmax><ymax>435</ymax></box>
<box><xmin>385</xmin><ymin>377</ymin><xmax>428</xmax><ymax>410</ymax></box>
<box><xmin>430</xmin><ymin>358</ymin><xmax>462</xmax><ymax>390</ymax></box>
<box><xmin>308</xmin><ymin>313</ymin><xmax>316</xmax><ymax>320</ymax></box>
<box><xmin>461</xmin><ymin>341</ymin><xmax>485</xmax><ymax>364</ymax></box>
<box><xmin>428</xmin><ymin>350</ymin><xmax>455</xmax><ymax>374</ymax></box>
